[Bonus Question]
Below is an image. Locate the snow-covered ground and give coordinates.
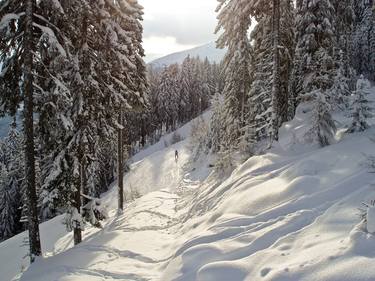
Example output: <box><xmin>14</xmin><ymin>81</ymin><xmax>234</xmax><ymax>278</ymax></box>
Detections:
<box><xmin>3</xmin><ymin>90</ymin><xmax>375</xmax><ymax>281</ymax></box>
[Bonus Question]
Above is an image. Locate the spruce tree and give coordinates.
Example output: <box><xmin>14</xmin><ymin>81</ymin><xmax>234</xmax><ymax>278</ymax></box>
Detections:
<box><xmin>215</xmin><ymin>0</ymin><xmax>253</xmax><ymax>154</ymax></box>
<box><xmin>248</xmin><ymin>0</ymin><xmax>294</xmax><ymax>143</ymax></box>
<box><xmin>0</xmin><ymin>125</ymin><xmax>23</xmax><ymax>241</ymax></box>
<box><xmin>347</xmin><ymin>75</ymin><xmax>372</xmax><ymax>133</ymax></box>
<box><xmin>293</xmin><ymin>0</ymin><xmax>337</xmax><ymax>146</ymax></box>
<box><xmin>0</xmin><ymin>0</ymin><xmax>68</xmax><ymax>261</ymax></box>
<box><xmin>352</xmin><ymin>0</ymin><xmax>375</xmax><ymax>81</ymax></box>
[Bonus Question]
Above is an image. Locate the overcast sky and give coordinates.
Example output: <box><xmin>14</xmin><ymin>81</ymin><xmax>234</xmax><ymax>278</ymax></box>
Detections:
<box><xmin>139</xmin><ymin>0</ymin><xmax>218</xmax><ymax>62</ymax></box>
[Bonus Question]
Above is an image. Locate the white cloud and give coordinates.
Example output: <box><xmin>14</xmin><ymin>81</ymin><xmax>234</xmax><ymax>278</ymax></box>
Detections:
<box><xmin>143</xmin><ymin>36</ymin><xmax>196</xmax><ymax>62</ymax></box>
<box><xmin>139</xmin><ymin>0</ymin><xmax>218</xmax><ymax>62</ymax></box>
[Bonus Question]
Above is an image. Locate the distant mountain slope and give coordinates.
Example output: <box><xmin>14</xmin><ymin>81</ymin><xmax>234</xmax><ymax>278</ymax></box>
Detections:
<box><xmin>149</xmin><ymin>42</ymin><xmax>226</xmax><ymax>68</ymax></box>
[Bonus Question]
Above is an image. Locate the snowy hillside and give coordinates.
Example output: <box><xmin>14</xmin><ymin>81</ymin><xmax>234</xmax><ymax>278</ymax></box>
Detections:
<box><xmin>0</xmin><ymin>112</ymin><xmax>211</xmax><ymax>281</ymax></box>
<box><xmin>149</xmin><ymin>42</ymin><xmax>226</xmax><ymax>68</ymax></box>
<box><xmin>4</xmin><ymin>88</ymin><xmax>375</xmax><ymax>280</ymax></box>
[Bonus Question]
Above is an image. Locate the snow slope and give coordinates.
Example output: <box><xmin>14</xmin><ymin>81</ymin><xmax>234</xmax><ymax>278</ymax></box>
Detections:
<box><xmin>5</xmin><ymin>89</ymin><xmax>375</xmax><ymax>281</ymax></box>
<box><xmin>0</xmin><ymin>113</ymin><xmax>210</xmax><ymax>281</ymax></box>
<box><xmin>19</xmin><ymin>115</ymin><xmax>210</xmax><ymax>281</ymax></box>
<box><xmin>149</xmin><ymin>42</ymin><xmax>226</xmax><ymax>68</ymax></box>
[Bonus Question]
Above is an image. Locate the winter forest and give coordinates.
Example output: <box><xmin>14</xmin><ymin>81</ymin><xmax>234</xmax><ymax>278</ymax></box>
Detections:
<box><xmin>1</xmin><ymin>0</ymin><xmax>375</xmax><ymax>280</ymax></box>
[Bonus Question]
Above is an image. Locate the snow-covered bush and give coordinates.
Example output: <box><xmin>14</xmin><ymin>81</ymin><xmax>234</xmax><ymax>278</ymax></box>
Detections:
<box><xmin>82</xmin><ymin>196</ymin><xmax>108</xmax><ymax>228</ymax></box>
<box><xmin>208</xmin><ymin>93</ymin><xmax>225</xmax><ymax>154</ymax></box>
<box><xmin>127</xmin><ymin>184</ymin><xmax>141</xmax><ymax>201</ymax></box>
<box><xmin>189</xmin><ymin>117</ymin><xmax>210</xmax><ymax>161</ymax></box>
<box><xmin>347</xmin><ymin>75</ymin><xmax>372</xmax><ymax>133</ymax></box>
<box><xmin>63</xmin><ymin>207</ymin><xmax>84</xmax><ymax>232</ymax></box>
<box><xmin>170</xmin><ymin>131</ymin><xmax>183</xmax><ymax>145</ymax></box>
<box><xmin>63</xmin><ymin>195</ymin><xmax>107</xmax><ymax>231</ymax></box>
<box><xmin>359</xmin><ymin>200</ymin><xmax>375</xmax><ymax>234</ymax></box>
<box><xmin>163</xmin><ymin>138</ymin><xmax>169</xmax><ymax>148</ymax></box>
<box><xmin>305</xmin><ymin>90</ymin><xmax>337</xmax><ymax>146</ymax></box>
<box><xmin>214</xmin><ymin>149</ymin><xmax>236</xmax><ymax>176</ymax></box>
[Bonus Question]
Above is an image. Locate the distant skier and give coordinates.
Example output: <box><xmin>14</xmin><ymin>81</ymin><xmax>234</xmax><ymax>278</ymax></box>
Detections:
<box><xmin>175</xmin><ymin>150</ymin><xmax>179</xmax><ymax>162</ymax></box>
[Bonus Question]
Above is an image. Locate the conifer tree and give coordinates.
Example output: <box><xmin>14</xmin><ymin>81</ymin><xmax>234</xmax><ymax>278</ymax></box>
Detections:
<box><xmin>0</xmin><ymin>0</ymin><xmax>68</xmax><ymax>261</ymax></box>
<box><xmin>247</xmin><ymin>0</ymin><xmax>294</xmax><ymax>142</ymax></box>
<box><xmin>293</xmin><ymin>0</ymin><xmax>337</xmax><ymax>146</ymax></box>
<box><xmin>215</xmin><ymin>0</ymin><xmax>252</xmax><ymax>154</ymax></box>
<box><xmin>0</xmin><ymin>125</ymin><xmax>23</xmax><ymax>241</ymax></box>
<box><xmin>352</xmin><ymin>0</ymin><xmax>375</xmax><ymax>81</ymax></box>
<box><xmin>347</xmin><ymin>75</ymin><xmax>372</xmax><ymax>133</ymax></box>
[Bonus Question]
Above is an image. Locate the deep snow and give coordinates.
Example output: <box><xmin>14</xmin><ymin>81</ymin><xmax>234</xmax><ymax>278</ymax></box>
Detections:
<box><xmin>2</xmin><ymin>90</ymin><xmax>375</xmax><ymax>281</ymax></box>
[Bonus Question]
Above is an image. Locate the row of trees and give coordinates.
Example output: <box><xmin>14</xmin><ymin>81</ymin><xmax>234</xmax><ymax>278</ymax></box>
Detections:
<box><xmin>0</xmin><ymin>0</ymin><xmax>147</xmax><ymax>261</ymax></box>
<box><xmin>208</xmin><ymin>0</ymin><xmax>375</xmax><ymax>166</ymax></box>
<box><xmin>141</xmin><ymin>57</ymin><xmax>223</xmax><ymax>147</ymax></box>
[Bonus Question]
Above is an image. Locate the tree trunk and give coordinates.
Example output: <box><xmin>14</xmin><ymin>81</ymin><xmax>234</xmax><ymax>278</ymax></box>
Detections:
<box><xmin>117</xmin><ymin>106</ymin><xmax>124</xmax><ymax>212</ymax></box>
<box><xmin>80</xmin><ymin>152</ymin><xmax>88</xmax><ymax>206</ymax></box>
<box><xmin>73</xmin><ymin>169</ymin><xmax>82</xmax><ymax>245</ymax></box>
<box><xmin>271</xmin><ymin>0</ymin><xmax>282</xmax><ymax>141</ymax></box>
<box><xmin>24</xmin><ymin>0</ymin><xmax>42</xmax><ymax>263</ymax></box>
<box><xmin>140</xmin><ymin>118</ymin><xmax>146</xmax><ymax>148</ymax></box>
<box><xmin>73</xmin><ymin>6</ymin><xmax>89</xmax><ymax>245</ymax></box>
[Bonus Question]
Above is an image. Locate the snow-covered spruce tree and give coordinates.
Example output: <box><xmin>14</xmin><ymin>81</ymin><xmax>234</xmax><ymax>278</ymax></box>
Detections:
<box><xmin>146</xmin><ymin>66</ymin><xmax>162</xmax><ymax>142</ymax></box>
<box><xmin>35</xmin><ymin>0</ymin><xmax>76</xmax><ymax>221</ymax></box>
<box><xmin>202</xmin><ymin>57</ymin><xmax>216</xmax><ymax>98</ymax></box>
<box><xmin>0</xmin><ymin>125</ymin><xmax>24</xmax><ymax>241</ymax></box>
<box><xmin>347</xmin><ymin>76</ymin><xmax>372</xmax><ymax>133</ymax></box>
<box><xmin>156</xmin><ymin>64</ymin><xmax>180</xmax><ymax>132</ymax></box>
<box><xmin>179</xmin><ymin>56</ymin><xmax>194</xmax><ymax>122</ymax></box>
<box><xmin>96</xmin><ymin>0</ymin><xmax>147</xmax><ymax>212</ymax></box>
<box><xmin>330</xmin><ymin>49</ymin><xmax>351</xmax><ymax>109</ymax></box>
<box><xmin>211</xmin><ymin>61</ymin><xmax>225</xmax><ymax>96</ymax></box>
<box><xmin>291</xmin><ymin>0</ymin><xmax>352</xmax><ymax>112</ymax></box>
<box><xmin>248</xmin><ymin>16</ymin><xmax>273</xmax><ymax>142</ymax></box>
<box><xmin>270</xmin><ymin>0</ymin><xmax>281</xmax><ymax>141</ymax></box>
<box><xmin>331</xmin><ymin>0</ymin><xmax>355</xmax><ymax>77</ymax></box>
<box><xmin>352</xmin><ymin>0</ymin><xmax>375</xmax><ymax>81</ymax></box>
<box><xmin>0</xmin><ymin>0</ymin><xmax>67</xmax><ymax>261</ymax></box>
<box><xmin>194</xmin><ymin>57</ymin><xmax>211</xmax><ymax>115</ymax></box>
<box><xmin>178</xmin><ymin>56</ymin><xmax>211</xmax><ymax>122</ymax></box>
<box><xmin>307</xmin><ymin>90</ymin><xmax>336</xmax><ymax>146</ymax></box>
<box><xmin>0</xmin><ymin>164</ymin><xmax>15</xmax><ymax>241</ymax></box>
<box><xmin>293</xmin><ymin>0</ymin><xmax>337</xmax><ymax>146</ymax></box>
<box><xmin>57</xmin><ymin>0</ymin><xmax>147</xmax><ymax>243</ymax></box>
<box><xmin>215</xmin><ymin>0</ymin><xmax>252</xmax><ymax>156</ymax></box>
<box><xmin>248</xmin><ymin>0</ymin><xmax>294</xmax><ymax>142</ymax></box>
<box><xmin>209</xmin><ymin>93</ymin><xmax>225</xmax><ymax>154</ymax></box>
<box><xmin>189</xmin><ymin>117</ymin><xmax>210</xmax><ymax>162</ymax></box>
<box><xmin>34</xmin><ymin>0</ymin><xmax>108</xmax><ymax>244</ymax></box>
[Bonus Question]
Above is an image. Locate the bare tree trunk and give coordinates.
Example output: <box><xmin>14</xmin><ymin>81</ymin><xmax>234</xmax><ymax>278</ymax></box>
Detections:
<box><xmin>271</xmin><ymin>0</ymin><xmax>281</xmax><ymax>141</ymax></box>
<box><xmin>24</xmin><ymin>0</ymin><xmax>42</xmax><ymax>263</ymax></box>
<box><xmin>117</xmin><ymin>106</ymin><xmax>124</xmax><ymax>212</ymax></box>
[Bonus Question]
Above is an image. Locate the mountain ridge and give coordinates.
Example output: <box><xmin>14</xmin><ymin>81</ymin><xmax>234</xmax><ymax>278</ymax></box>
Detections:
<box><xmin>149</xmin><ymin>42</ymin><xmax>226</xmax><ymax>68</ymax></box>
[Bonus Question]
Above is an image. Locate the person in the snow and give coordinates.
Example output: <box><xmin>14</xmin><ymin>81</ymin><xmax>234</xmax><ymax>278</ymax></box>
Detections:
<box><xmin>175</xmin><ymin>150</ymin><xmax>179</xmax><ymax>162</ymax></box>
